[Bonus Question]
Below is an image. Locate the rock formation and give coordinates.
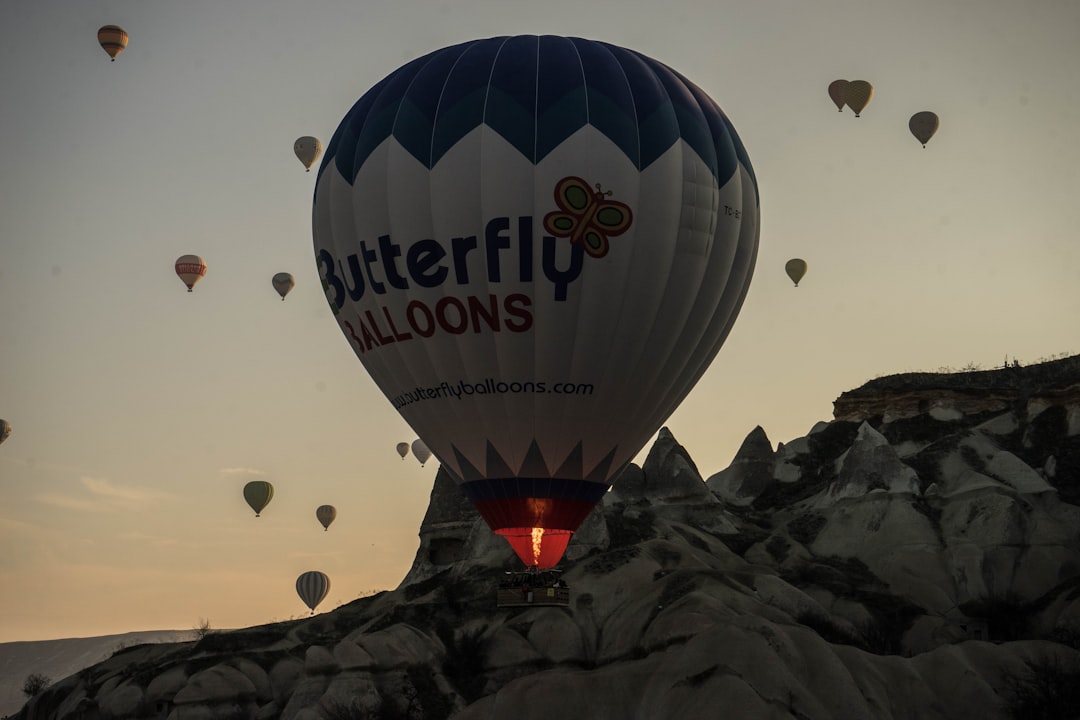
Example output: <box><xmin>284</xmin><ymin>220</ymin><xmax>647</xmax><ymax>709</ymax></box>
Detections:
<box><xmin>14</xmin><ymin>356</ymin><xmax>1080</xmax><ymax>720</ymax></box>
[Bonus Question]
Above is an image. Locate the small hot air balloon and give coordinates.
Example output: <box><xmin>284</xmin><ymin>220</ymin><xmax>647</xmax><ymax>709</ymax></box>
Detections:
<box><xmin>411</xmin><ymin>439</ymin><xmax>432</xmax><ymax>467</ymax></box>
<box><xmin>396</xmin><ymin>442</ymin><xmax>410</xmax><ymax>460</ymax></box>
<box><xmin>0</xmin><ymin>420</ymin><xmax>11</xmax><ymax>446</ymax></box>
<box><xmin>827</xmin><ymin>80</ymin><xmax>849</xmax><ymax>112</ymax></box>
<box><xmin>272</xmin><ymin>272</ymin><xmax>295</xmax><ymax>300</ymax></box>
<box><xmin>845</xmin><ymin>81</ymin><xmax>874</xmax><ymax>117</ymax></box>
<box><xmin>313</xmin><ymin>36</ymin><xmax>760</xmax><ymax>569</ymax></box>
<box><xmin>294</xmin><ymin>137</ymin><xmax>322</xmax><ymax>172</ymax></box>
<box><xmin>296</xmin><ymin>571</ymin><xmax>330</xmax><ymax>614</ymax></box>
<box><xmin>909</xmin><ymin>111</ymin><xmax>939</xmax><ymax>148</ymax></box>
<box><xmin>785</xmin><ymin>259</ymin><xmax>808</xmax><ymax>287</ymax></box>
<box><xmin>175</xmin><ymin>255</ymin><xmax>207</xmax><ymax>292</ymax></box>
<box><xmin>243</xmin><ymin>480</ymin><xmax>274</xmax><ymax>517</ymax></box>
<box><xmin>97</xmin><ymin>25</ymin><xmax>128</xmax><ymax>62</ymax></box>
<box><xmin>316</xmin><ymin>505</ymin><xmax>337</xmax><ymax>531</ymax></box>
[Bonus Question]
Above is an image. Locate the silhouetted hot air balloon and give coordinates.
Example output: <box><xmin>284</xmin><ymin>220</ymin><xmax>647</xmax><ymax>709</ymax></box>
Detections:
<box><xmin>411</xmin><ymin>439</ymin><xmax>432</xmax><ymax>467</ymax></box>
<box><xmin>316</xmin><ymin>505</ymin><xmax>337</xmax><ymax>531</ymax></box>
<box><xmin>313</xmin><ymin>36</ymin><xmax>759</xmax><ymax>569</ymax></box>
<box><xmin>785</xmin><ymin>259</ymin><xmax>808</xmax><ymax>287</ymax></box>
<box><xmin>845</xmin><ymin>80</ymin><xmax>874</xmax><ymax>117</ymax></box>
<box><xmin>296</xmin><ymin>571</ymin><xmax>330</xmax><ymax>614</ymax></box>
<box><xmin>827</xmin><ymin>80</ymin><xmax>849</xmax><ymax>112</ymax></box>
<box><xmin>294</xmin><ymin>137</ymin><xmax>322</xmax><ymax>172</ymax></box>
<box><xmin>0</xmin><ymin>420</ymin><xmax>11</xmax><ymax>446</ymax></box>
<box><xmin>272</xmin><ymin>272</ymin><xmax>295</xmax><ymax>300</ymax></box>
<box><xmin>396</xmin><ymin>442</ymin><xmax>410</xmax><ymax>460</ymax></box>
<box><xmin>97</xmin><ymin>25</ymin><xmax>128</xmax><ymax>62</ymax></box>
<box><xmin>909</xmin><ymin>111</ymin><xmax>939</xmax><ymax>147</ymax></box>
<box><xmin>175</xmin><ymin>255</ymin><xmax>207</xmax><ymax>292</ymax></box>
<box><xmin>243</xmin><ymin>480</ymin><xmax>274</xmax><ymax>517</ymax></box>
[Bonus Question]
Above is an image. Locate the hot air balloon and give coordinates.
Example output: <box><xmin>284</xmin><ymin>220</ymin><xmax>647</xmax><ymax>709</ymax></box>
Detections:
<box><xmin>909</xmin><ymin>111</ymin><xmax>939</xmax><ymax>147</ymax></box>
<box><xmin>0</xmin><ymin>420</ymin><xmax>11</xmax><ymax>446</ymax></box>
<box><xmin>411</xmin><ymin>439</ymin><xmax>432</xmax><ymax>467</ymax></box>
<box><xmin>175</xmin><ymin>255</ymin><xmax>207</xmax><ymax>292</ymax></box>
<box><xmin>316</xmin><ymin>504</ymin><xmax>337</xmax><ymax>531</ymax></box>
<box><xmin>296</xmin><ymin>571</ymin><xmax>330</xmax><ymax>614</ymax></box>
<box><xmin>243</xmin><ymin>480</ymin><xmax>274</xmax><ymax>517</ymax></box>
<box><xmin>845</xmin><ymin>80</ymin><xmax>874</xmax><ymax>117</ymax></box>
<box><xmin>272</xmin><ymin>272</ymin><xmax>295</xmax><ymax>300</ymax></box>
<box><xmin>396</xmin><ymin>442</ymin><xmax>410</xmax><ymax>460</ymax></box>
<box><xmin>97</xmin><ymin>25</ymin><xmax>128</xmax><ymax>62</ymax></box>
<box><xmin>312</xmin><ymin>36</ymin><xmax>759</xmax><ymax>569</ymax></box>
<box><xmin>827</xmin><ymin>80</ymin><xmax>848</xmax><ymax>112</ymax></box>
<box><xmin>785</xmin><ymin>259</ymin><xmax>807</xmax><ymax>287</ymax></box>
<box><xmin>294</xmin><ymin>137</ymin><xmax>323</xmax><ymax>172</ymax></box>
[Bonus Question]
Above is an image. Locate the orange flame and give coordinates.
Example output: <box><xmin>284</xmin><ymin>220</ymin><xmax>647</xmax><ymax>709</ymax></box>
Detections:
<box><xmin>531</xmin><ymin>527</ymin><xmax>544</xmax><ymax>566</ymax></box>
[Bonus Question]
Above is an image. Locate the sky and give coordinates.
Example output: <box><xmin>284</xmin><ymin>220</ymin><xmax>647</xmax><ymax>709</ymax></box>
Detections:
<box><xmin>1</xmin><ymin>0</ymin><xmax>1077</xmax><ymax>643</ymax></box>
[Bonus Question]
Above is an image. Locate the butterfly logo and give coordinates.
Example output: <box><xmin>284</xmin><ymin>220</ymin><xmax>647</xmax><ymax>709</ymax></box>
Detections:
<box><xmin>543</xmin><ymin>176</ymin><xmax>633</xmax><ymax>259</ymax></box>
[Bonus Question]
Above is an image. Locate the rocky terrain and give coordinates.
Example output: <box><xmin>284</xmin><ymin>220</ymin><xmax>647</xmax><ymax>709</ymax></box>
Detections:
<box><xmin>12</xmin><ymin>356</ymin><xmax>1080</xmax><ymax>720</ymax></box>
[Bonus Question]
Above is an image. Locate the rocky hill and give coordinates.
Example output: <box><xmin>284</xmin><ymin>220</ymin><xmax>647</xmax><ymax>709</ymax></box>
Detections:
<box><xmin>12</xmin><ymin>357</ymin><xmax>1080</xmax><ymax>720</ymax></box>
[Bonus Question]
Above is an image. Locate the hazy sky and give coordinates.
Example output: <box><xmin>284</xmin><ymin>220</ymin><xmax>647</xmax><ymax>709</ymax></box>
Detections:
<box><xmin>1</xmin><ymin>0</ymin><xmax>1077</xmax><ymax>642</ymax></box>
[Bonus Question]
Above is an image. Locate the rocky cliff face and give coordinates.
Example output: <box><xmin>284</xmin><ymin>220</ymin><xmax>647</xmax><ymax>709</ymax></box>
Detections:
<box><xmin>15</xmin><ymin>358</ymin><xmax>1080</xmax><ymax>720</ymax></box>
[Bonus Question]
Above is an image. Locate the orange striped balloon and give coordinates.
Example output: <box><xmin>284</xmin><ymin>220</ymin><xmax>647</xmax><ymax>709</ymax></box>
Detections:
<box><xmin>97</xmin><ymin>25</ymin><xmax>128</xmax><ymax>62</ymax></box>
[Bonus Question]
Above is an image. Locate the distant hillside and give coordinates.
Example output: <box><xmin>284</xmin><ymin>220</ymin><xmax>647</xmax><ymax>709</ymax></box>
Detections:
<box><xmin>0</xmin><ymin>631</ymin><xmax>195</xmax><ymax>718</ymax></box>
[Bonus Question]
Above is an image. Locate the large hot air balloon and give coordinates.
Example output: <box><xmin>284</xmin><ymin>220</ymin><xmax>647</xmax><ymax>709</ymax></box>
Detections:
<box><xmin>316</xmin><ymin>504</ymin><xmax>337</xmax><ymax>531</ymax></box>
<box><xmin>411</xmin><ymin>439</ymin><xmax>432</xmax><ymax>467</ymax></box>
<box><xmin>909</xmin><ymin>111</ymin><xmax>939</xmax><ymax>147</ymax></box>
<box><xmin>827</xmin><ymin>80</ymin><xmax>848</xmax><ymax>112</ymax></box>
<box><xmin>396</xmin><ymin>441</ymin><xmax>410</xmax><ymax>460</ymax></box>
<box><xmin>272</xmin><ymin>272</ymin><xmax>295</xmax><ymax>300</ymax></box>
<box><xmin>785</xmin><ymin>259</ymin><xmax>807</xmax><ymax>287</ymax></box>
<box><xmin>0</xmin><ymin>420</ymin><xmax>11</xmax><ymax>446</ymax></box>
<box><xmin>312</xmin><ymin>36</ymin><xmax>759</xmax><ymax>569</ymax></box>
<box><xmin>97</xmin><ymin>25</ymin><xmax>128</xmax><ymax>62</ymax></box>
<box><xmin>294</xmin><ymin>137</ymin><xmax>323</xmax><ymax>172</ymax></box>
<box><xmin>243</xmin><ymin>480</ymin><xmax>274</xmax><ymax>517</ymax></box>
<box><xmin>845</xmin><ymin>80</ymin><xmax>874</xmax><ymax>117</ymax></box>
<box><xmin>296</xmin><ymin>571</ymin><xmax>330</xmax><ymax>614</ymax></box>
<box><xmin>175</xmin><ymin>255</ymin><xmax>207</xmax><ymax>292</ymax></box>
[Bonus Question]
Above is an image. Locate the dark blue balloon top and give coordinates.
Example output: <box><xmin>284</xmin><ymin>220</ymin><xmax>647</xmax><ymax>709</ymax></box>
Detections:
<box><xmin>321</xmin><ymin>35</ymin><xmax>755</xmax><ymax>194</ymax></box>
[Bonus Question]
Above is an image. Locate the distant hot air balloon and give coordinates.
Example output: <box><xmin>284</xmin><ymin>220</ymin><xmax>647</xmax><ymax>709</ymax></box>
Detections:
<box><xmin>909</xmin><ymin>111</ymin><xmax>940</xmax><ymax>147</ymax></box>
<box><xmin>785</xmin><ymin>259</ymin><xmax>808</xmax><ymax>287</ymax></box>
<box><xmin>313</xmin><ymin>36</ymin><xmax>759</xmax><ymax>569</ymax></box>
<box><xmin>97</xmin><ymin>25</ymin><xmax>128</xmax><ymax>62</ymax></box>
<box><xmin>294</xmin><ymin>137</ymin><xmax>323</xmax><ymax>172</ymax></box>
<box><xmin>411</xmin><ymin>439</ymin><xmax>432</xmax><ymax>467</ymax></box>
<box><xmin>845</xmin><ymin>81</ymin><xmax>874</xmax><ymax>117</ymax></box>
<box><xmin>296</xmin><ymin>571</ymin><xmax>330</xmax><ymax>614</ymax></box>
<box><xmin>175</xmin><ymin>255</ymin><xmax>207</xmax><ymax>292</ymax></box>
<box><xmin>396</xmin><ymin>442</ymin><xmax>410</xmax><ymax>460</ymax></box>
<box><xmin>827</xmin><ymin>80</ymin><xmax>849</xmax><ymax>112</ymax></box>
<box><xmin>243</xmin><ymin>480</ymin><xmax>274</xmax><ymax>517</ymax></box>
<box><xmin>0</xmin><ymin>420</ymin><xmax>11</xmax><ymax>446</ymax></box>
<box><xmin>315</xmin><ymin>505</ymin><xmax>337</xmax><ymax>531</ymax></box>
<box><xmin>272</xmin><ymin>272</ymin><xmax>295</xmax><ymax>300</ymax></box>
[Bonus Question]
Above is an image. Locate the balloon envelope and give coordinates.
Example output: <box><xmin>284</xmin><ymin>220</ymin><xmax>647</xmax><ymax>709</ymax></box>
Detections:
<box><xmin>909</xmin><ymin>111</ymin><xmax>939</xmax><ymax>147</ymax></box>
<box><xmin>316</xmin><ymin>504</ymin><xmax>337</xmax><ymax>530</ymax></box>
<box><xmin>272</xmin><ymin>272</ymin><xmax>295</xmax><ymax>300</ymax></box>
<box><xmin>243</xmin><ymin>481</ymin><xmax>274</xmax><ymax>516</ymax></box>
<box><xmin>296</xmin><ymin>571</ymin><xmax>330</xmax><ymax>613</ymax></box>
<box><xmin>0</xmin><ymin>420</ymin><xmax>11</xmax><ymax>446</ymax></box>
<box><xmin>785</xmin><ymin>258</ymin><xmax>807</xmax><ymax>286</ymax></box>
<box><xmin>313</xmin><ymin>36</ymin><xmax>759</xmax><ymax>569</ymax></box>
<box><xmin>845</xmin><ymin>80</ymin><xmax>874</xmax><ymax>117</ymax></box>
<box><xmin>411</xmin><ymin>439</ymin><xmax>432</xmax><ymax>467</ymax></box>
<box><xmin>175</xmin><ymin>255</ymin><xmax>207</xmax><ymax>292</ymax></box>
<box><xmin>396</xmin><ymin>441</ymin><xmax>410</xmax><ymax>459</ymax></box>
<box><xmin>827</xmin><ymin>80</ymin><xmax>848</xmax><ymax>111</ymax></box>
<box><xmin>294</xmin><ymin>137</ymin><xmax>323</xmax><ymax>171</ymax></box>
<box><xmin>97</xmin><ymin>25</ymin><xmax>128</xmax><ymax>61</ymax></box>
